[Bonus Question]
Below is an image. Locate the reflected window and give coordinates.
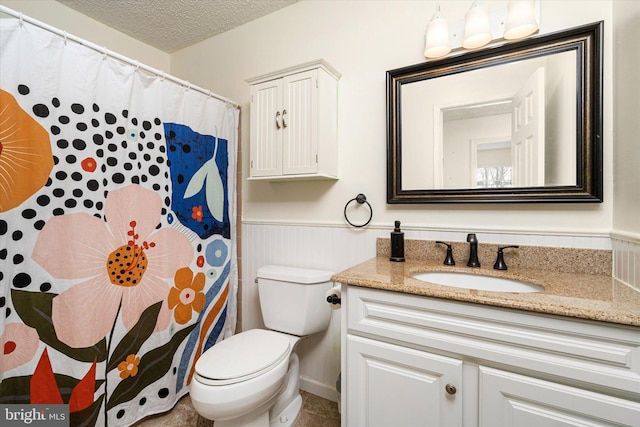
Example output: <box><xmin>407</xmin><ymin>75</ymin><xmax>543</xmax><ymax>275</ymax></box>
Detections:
<box><xmin>477</xmin><ymin>166</ymin><xmax>512</xmax><ymax>188</ymax></box>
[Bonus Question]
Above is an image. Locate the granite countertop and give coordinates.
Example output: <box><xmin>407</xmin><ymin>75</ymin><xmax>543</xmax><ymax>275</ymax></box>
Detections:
<box><xmin>332</xmin><ymin>257</ymin><xmax>640</xmax><ymax>327</ymax></box>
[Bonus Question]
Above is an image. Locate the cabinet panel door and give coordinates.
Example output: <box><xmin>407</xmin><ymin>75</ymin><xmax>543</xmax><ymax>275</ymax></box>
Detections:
<box><xmin>282</xmin><ymin>70</ymin><xmax>317</xmax><ymax>175</ymax></box>
<box><xmin>480</xmin><ymin>366</ymin><xmax>640</xmax><ymax>427</ymax></box>
<box><xmin>347</xmin><ymin>335</ymin><xmax>462</xmax><ymax>427</ymax></box>
<box><xmin>250</xmin><ymin>79</ymin><xmax>282</xmax><ymax>177</ymax></box>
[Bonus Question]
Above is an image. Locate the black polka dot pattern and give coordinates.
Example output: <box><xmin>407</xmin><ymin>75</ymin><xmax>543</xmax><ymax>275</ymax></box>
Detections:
<box><xmin>1</xmin><ymin>83</ymin><xmax>170</xmax><ymax>320</ymax></box>
<box><xmin>2</xmin><ymin>75</ymin><xmax>226</xmax><ymax>423</ymax></box>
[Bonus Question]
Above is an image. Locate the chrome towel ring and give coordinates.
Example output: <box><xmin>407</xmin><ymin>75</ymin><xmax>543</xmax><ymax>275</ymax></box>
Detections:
<box><xmin>344</xmin><ymin>193</ymin><xmax>373</xmax><ymax>228</ymax></box>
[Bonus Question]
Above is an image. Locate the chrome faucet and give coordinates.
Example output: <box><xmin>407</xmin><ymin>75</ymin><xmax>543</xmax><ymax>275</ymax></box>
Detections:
<box><xmin>466</xmin><ymin>233</ymin><xmax>480</xmax><ymax>267</ymax></box>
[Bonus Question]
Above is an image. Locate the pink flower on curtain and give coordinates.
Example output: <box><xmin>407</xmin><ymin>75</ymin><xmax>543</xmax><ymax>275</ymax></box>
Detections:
<box><xmin>0</xmin><ymin>323</ymin><xmax>39</xmax><ymax>374</ymax></box>
<box><xmin>32</xmin><ymin>184</ymin><xmax>194</xmax><ymax>348</ymax></box>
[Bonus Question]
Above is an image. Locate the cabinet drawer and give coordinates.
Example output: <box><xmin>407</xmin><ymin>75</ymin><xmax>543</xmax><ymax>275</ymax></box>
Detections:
<box><xmin>347</xmin><ymin>286</ymin><xmax>640</xmax><ymax>396</ymax></box>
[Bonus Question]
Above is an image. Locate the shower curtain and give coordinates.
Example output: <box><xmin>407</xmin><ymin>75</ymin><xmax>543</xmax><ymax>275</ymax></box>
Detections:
<box><xmin>0</xmin><ymin>15</ymin><xmax>238</xmax><ymax>426</ymax></box>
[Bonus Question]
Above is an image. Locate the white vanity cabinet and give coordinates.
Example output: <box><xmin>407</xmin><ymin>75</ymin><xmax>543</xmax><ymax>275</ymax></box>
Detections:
<box><xmin>342</xmin><ymin>286</ymin><xmax>640</xmax><ymax>427</ymax></box>
<box><xmin>247</xmin><ymin>60</ymin><xmax>340</xmax><ymax>180</ymax></box>
<box><xmin>480</xmin><ymin>366</ymin><xmax>640</xmax><ymax>426</ymax></box>
<box><xmin>347</xmin><ymin>334</ymin><xmax>462</xmax><ymax>427</ymax></box>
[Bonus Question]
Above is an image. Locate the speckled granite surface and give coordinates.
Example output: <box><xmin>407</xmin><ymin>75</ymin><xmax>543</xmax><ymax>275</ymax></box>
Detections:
<box><xmin>333</xmin><ymin>240</ymin><xmax>640</xmax><ymax>327</ymax></box>
<box><xmin>377</xmin><ymin>238</ymin><xmax>612</xmax><ymax>275</ymax></box>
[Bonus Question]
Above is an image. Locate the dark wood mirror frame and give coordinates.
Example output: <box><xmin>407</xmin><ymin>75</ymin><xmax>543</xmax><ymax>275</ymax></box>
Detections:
<box><xmin>387</xmin><ymin>21</ymin><xmax>603</xmax><ymax>204</ymax></box>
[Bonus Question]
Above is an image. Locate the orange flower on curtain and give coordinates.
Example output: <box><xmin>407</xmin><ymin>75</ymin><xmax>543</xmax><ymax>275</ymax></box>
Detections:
<box><xmin>0</xmin><ymin>89</ymin><xmax>54</xmax><ymax>212</ymax></box>
<box><xmin>191</xmin><ymin>205</ymin><xmax>204</xmax><ymax>222</ymax></box>
<box><xmin>32</xmin><ymin>184</ymin><xmax>194</xmax><ymax>348</ymax></box>
<box><xmin>117</xmin><ymin>354</ymin><xmax>141</xmax><ymax>379</ymax></box>
<box><xmin>168</xmin><ymin>267</ymin><xmax>206</xmax><ymax>324</ymax></box>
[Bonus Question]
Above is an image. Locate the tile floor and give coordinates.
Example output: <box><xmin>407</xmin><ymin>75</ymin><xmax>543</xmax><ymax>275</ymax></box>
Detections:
<box><xmin>132</xmin><ymin>391</ymin><xmax>340</xmax><ymax>427</ymax></box>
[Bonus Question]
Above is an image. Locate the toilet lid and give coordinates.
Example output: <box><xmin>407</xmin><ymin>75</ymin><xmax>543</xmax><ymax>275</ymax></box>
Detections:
<box><xmin>195</xmin><ymin>329</ymin><xmax>291</xmax><ymax>382</ymax></box>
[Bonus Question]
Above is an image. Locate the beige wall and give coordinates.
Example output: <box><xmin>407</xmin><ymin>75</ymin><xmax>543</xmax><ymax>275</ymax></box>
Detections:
<box><xmin>613</xmin><ymin>1</ymin><xmax>640</xmax><ymax>236</ymax></box>
<box><xmin>2</xmin><ymin>0</ymin><xmax>624</xmax><ymax>237</ymax></box>
<box><xmin>171</xmin><ymin>0</ymin><xmax>615</xmax><ymax>237</ymax></box>
<box><xmin>0</xmin><ymin>0</ymin><xmax>169</xmax><ymax>71</ymax></box>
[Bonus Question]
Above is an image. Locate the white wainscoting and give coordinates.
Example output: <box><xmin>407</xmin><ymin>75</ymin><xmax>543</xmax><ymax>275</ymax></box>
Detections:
<box><xmin>612</xmin><ymin>230</ymin><xmax>640</xmax><ymax>292</ymax></box>
<box><xmin>241</xmin><ymin>222</ymin><xmax>381</xmax><ymax>401</ymax></box>
<box><xmin>241</xmin><ymin>221</ymin><xmax>614</xmax><ymax>402</ymax></box>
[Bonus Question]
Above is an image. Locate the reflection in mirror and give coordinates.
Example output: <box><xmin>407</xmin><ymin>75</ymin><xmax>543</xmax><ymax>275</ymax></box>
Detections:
<box><xmin>387</xmin><ymin>22</ymin><xmax>603</xmax><ymax>203</ymax></box>
<box><xmin>401</xmin><ymin>50</ymin><xmax>576</xmax><ymax>191</ymax></box>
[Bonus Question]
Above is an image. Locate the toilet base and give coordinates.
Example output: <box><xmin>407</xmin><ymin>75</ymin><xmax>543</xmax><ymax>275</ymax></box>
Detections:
<box><xmin>193</xmin><ymin>348</ymin><xmax>304</xmax><ymax>427</ymax></box>
<box><xmin>211</xmin><ymin>391</ymin><xmax>302</xmax><ymax>427</ymax></box>
<box><xmin>214</xmin><ymin>410</ymin><xmax>269</xmax><ymax>427</ymax></box>
<box><xmin>269</xmin><ymin>393</ymin><xmax>302</xmax><ymax>427</ymax></box>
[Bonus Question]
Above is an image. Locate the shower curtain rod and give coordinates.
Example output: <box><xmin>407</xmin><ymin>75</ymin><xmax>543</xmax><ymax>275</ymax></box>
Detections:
<box><xmin>0</xmin><ymin>5</ymin><xmax>240</xmax><ymax>109</ymax></box>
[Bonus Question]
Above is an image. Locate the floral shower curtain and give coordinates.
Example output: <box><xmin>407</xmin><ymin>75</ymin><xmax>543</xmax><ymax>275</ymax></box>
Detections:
<box><xmin>0</xmin><ymin>15</ymin><xmax>238</xmax><ymax>426</ymax></box>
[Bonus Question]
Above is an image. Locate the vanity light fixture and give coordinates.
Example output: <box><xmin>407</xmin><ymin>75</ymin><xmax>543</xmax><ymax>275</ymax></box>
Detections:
<box><xmin>504</xmin><ymin>0</ymin><xmax>539</xmax><ymax>40</ymax></box>
<box><xmin>424</xmin><ymin>5</ymin><xmax>451</xmax><ymax>58</ymax></box>
<box><xmin>423</xmin><ymin>0</ymin><xmax>540</xmax><ymax>59</ymax></box>
<box><xmin>462</xmin><ymin>1</ymin><xmax>492</xmax><ymax>49</ymax></box>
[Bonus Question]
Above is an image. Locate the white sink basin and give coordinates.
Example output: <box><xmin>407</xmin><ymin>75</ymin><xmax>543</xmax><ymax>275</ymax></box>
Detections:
<box><xmin>411</xmin><ymin>271</ymin><xmax>543</xmax><ymax>293</ymax></box>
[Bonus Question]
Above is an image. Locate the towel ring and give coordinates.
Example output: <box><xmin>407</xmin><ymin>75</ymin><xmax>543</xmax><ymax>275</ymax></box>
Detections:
<box><xmin>344</xmin><ymin>193</ymin><xmax>373</xmax><ymax>228</ymax></box>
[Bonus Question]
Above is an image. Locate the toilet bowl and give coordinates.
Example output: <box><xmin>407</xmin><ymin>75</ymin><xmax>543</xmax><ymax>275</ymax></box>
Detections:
<box><xmin>190</xmin><ymin>265</ymin><xmax>334</xmax><ymax>427</ymax></box>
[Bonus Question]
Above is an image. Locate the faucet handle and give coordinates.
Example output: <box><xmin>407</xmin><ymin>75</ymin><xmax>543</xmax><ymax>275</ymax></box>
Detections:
<box><xmin>435</xmin><ymin>241</ymin><xmax>456</xmax><ymax>266</ymax></box>
<box><xmin>493</xmin><ymin>246</ymin><xmax>520</xmax><ymax>270</ymax></box>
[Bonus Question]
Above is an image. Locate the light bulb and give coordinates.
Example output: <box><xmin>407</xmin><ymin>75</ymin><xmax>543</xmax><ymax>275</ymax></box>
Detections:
<box><xmin>504</xmin><ymin>0</ymin><xmax>538</xmax><ymax>40</ymax></box>
<box><xmin>424</xmin><ymin>7</ymin><xmax>451</xmax><ymax>58</ymax></box>
<box><xmin>463</xmin><ymin>1</ymin><xmax>491</xmax><ymax>49</ymax></box>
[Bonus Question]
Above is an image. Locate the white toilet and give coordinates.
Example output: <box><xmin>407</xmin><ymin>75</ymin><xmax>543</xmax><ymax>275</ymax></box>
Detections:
<box><xmin>190</xmin><ymin>265</ymin><xmax>334</xmax><ymax>427</ymax></box>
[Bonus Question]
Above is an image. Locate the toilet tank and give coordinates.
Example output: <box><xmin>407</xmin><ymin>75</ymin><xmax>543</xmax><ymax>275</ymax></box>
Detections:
<box><xmin>257</xmin><ymin>265</ymin><xmax>334</xmax><ymax>336</ymax></box>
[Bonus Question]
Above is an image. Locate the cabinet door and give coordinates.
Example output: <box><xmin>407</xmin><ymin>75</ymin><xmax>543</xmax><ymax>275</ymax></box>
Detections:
<box><xmin>347</xmin><ymin>335</ymin><xmax>462</xmax><ymax>427</ymax></box>
<box><xmin>250</xmin><ymin>78</ymin><xmax>283</xmax><ymax>177</ymax></box>
<box><xmin>282</xmin><ymin>70</ymin><xmax>317</xmax><ymax>175</ymax></box>
<box><xmin>480</xmin><ymin>366</ymin><xmax>640</xmax><ymax>427</ymax></box>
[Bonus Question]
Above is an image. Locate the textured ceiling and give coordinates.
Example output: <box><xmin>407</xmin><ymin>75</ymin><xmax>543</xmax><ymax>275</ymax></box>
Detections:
<box><xmin>56</xmin><ymin>0</ymin><xmax>300</xmax><ymax>53</ymax></box>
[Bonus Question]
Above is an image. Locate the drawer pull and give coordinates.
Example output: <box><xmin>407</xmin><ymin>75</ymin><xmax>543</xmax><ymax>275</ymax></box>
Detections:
<box><xmin>445</xmin><ymin>384</ymin><xmax>457</xmax><ymax>395</ymax></box>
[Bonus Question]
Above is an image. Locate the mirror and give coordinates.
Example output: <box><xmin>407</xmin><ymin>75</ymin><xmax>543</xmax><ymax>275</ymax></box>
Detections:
<box><xmin>387</xmin><ymin>22</ymin><xmax>603</xmax><ymax>203</ymax></box>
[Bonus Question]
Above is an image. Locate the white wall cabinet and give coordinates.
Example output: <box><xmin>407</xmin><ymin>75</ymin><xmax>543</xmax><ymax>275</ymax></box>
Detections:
<box><xmin>342</xmin><ymin>286</ymin><xmax>640</xmax><ymax>427</ymax></box>
<box><xmin>247</xmin><ymin>60</ymin><xmax>340</xmax><ymax>180</ymax></box>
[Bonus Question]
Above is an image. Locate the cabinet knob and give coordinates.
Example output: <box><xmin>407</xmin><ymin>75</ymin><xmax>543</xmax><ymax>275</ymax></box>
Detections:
<box><xmin>445</xmin><ymin>384</ymin><xmax>457</xmax><ymax>395</ymax></box>
<box><xmin>275</xmin><ymin>111</ymin><xmax>282</xmax><ymax>129</ymax></box>
<box><xmin>282</xmin><ymin>109</ymin><xmax>288</xmax><ymax>128</ymax></box>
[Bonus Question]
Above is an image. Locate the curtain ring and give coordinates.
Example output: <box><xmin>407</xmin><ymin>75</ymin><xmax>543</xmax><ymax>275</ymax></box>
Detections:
<box><xmin>344</xmin><ymin>193</ymin><xmax>373</xmax><ymax>228</ymax></box>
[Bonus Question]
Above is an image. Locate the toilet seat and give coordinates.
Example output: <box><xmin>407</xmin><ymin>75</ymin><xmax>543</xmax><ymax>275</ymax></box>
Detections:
<box><xmin>195</xmin><ymin>329</ymin><xmax>291</xmax><ymax>386</ymax></box>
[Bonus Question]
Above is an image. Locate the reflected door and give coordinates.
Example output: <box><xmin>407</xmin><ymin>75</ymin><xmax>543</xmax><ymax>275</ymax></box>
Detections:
<box><xmin>511</xmin><ymin>68</ymin><xmax>545</xmax><ymax>187</ymax></box>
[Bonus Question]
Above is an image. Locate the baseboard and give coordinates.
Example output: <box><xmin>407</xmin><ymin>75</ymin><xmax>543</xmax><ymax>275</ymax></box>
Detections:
<box><xmin>299</xmin><ymin>376</ymin><xmax>338</xmax><ymax>403</ymax></box>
